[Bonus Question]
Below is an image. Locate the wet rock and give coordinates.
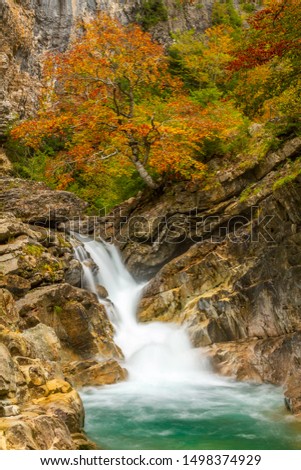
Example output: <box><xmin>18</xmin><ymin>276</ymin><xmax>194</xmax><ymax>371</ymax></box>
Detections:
<box><xmin>64</xmin><ymin>259</ymin><xmax>82</xmax><ymax>287</ymax></box>
<box><xmin>96</xmin><ymin>285</ymin><xmax>108</xmax><ymax>299</ymax></box>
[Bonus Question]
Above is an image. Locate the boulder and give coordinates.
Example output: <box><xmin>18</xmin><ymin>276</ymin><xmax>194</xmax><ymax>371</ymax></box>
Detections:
<box><xmin>16</xmin><ymin>283</ymin><xmax>122</xmax><ymax>360</ymax></box>
<box><xmin>22</xmin><ymin>324</ymin><xmax>61</xmax><ymax>362</ymax></box>
<box><xmin>0</xmin><ymin>213</ymin><xmax>82</xmax><ymax>291</ymax></box>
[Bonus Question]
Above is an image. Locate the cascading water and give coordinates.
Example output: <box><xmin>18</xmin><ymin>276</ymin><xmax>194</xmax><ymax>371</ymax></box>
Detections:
<box><xmin>74</xmin><ymin>237</ymin><xmax>301</xmax><ymax>450</ymax></box>
<box><xmin>74</xmin><ymin>238</ymin><xmax>212</xmax><ymax>384</ymax></box>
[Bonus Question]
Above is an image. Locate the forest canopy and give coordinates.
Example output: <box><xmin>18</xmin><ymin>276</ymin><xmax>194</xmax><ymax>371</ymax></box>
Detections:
<box><xmin>10</xmin><ymin>0</ymin><xmax>301</xmax><ymax>210</ymax></box>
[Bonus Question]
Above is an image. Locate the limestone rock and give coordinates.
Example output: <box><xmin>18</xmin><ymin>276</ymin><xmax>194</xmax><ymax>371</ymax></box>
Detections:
<box><xmin>0</xmin><ymin>275</ymin><xmax>31</xmax><ymax>298</ymax></box>
<box><xmin>0</xmin><ymin>213</ymin><xmax>83</xmax><ymax>291</ymax></box>
<box><xmin>0</xmin><ymin>344</ymin><xmax>16</xmax><ymax>398</ymax></box>
<box><xmin>16</xmin><ymin>283</ymin><xmax>121</xmax><ymax>360</ymax></box>
<box><xmin>207</xmin><ymin>332</ymin><xmax>301</xmax><ymax>416</ymax></box>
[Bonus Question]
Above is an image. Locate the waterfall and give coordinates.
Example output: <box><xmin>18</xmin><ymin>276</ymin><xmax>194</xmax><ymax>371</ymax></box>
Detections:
<box><xmin>73</xmin><ymin>237</ymin><xmax>215</xmax><ymax>385</ymax></box>
<box><xmin>73</xmin><ymin>238</ymin><xmax>296</xmax><ymax>451</ymax></box>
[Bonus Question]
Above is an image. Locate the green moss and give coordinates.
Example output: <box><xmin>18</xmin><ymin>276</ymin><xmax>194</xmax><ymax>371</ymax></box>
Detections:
<box><xmin>23</xmin><ymin>244</ymin><xmax>45</xmax><ymax>257</ymax></box>
<box><xmin>53</xmin><ymin>305</ymin><xmax>63</xmax><ymax>315</ymax></box>
<box><xmin>239</xmin><ymin>185</ymin><xmax>254</xmax><ymax>202</ymax></box>
<box><xmin>57</xmin><ymin>234</ymin><xmax>72</xmax><ymax>248</ymax></box>
<box><xmin>273</xmin><ymin>172</ymin><xmax>301</xmax><ymax>191</ymax></box>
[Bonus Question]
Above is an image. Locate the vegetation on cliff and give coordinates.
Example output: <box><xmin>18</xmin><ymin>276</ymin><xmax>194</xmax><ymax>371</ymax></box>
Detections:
<box><xmin>9</xmin><ymin>0</ymin><xmax>301</xmax><ymax>211</ymax></box>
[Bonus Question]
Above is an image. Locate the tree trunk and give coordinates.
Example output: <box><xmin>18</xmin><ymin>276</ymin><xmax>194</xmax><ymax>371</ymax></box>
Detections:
<box><xmin>132</xmin><ymin>158</ymin><xmax>158</xmax><ymax>189</ymax></box>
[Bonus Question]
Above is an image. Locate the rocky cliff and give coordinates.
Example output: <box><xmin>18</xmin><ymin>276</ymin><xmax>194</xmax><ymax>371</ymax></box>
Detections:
<box><xmin>0</xmin><ymin>0</ymin><xmax>232</xmax><ymax>137</ymax></box>
<box><xmin>0</xmin><ymin>159</ymin><xmax>126</xmax><ymax>449</ymax></box>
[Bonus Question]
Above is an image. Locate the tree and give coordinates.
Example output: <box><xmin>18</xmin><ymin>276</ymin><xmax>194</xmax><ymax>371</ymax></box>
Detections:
<box><xmin>12</xmin><ymin>14</ymin><xmax>241</xmax><ymax>191</ymax></box>
<box><xmin>169</xmin><ymin>26</ymin><xmax>234</xmax><ymax>91</ymax></box>
<box><xmin>229</xmin><ymin>0</ymin><xmax>301</xmax><ymax>118</ymax></box>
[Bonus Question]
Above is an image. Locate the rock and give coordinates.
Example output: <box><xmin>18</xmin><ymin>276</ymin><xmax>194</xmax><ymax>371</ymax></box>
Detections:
<box><xmin>22</xmin><ymin>324</ymin><xmax>61</xmax><ymax>362</ymax></box>
<box><xmin>96</xmin><ymin>285</ymin><xmax>108</xmax><ymax>298</ymax></box>
<box><xmin>64</xmin><ymin>359</ymin><xmax>128</xmax><ymax>388</ymax></box>
<box><xmin>0</xmin><ymin>405</ymin><xmax>20</xmax><ymax>417</ymax></box>
<box><xmin>0</xmin><ymin>289</ymin><xmax>19</xmax><ymax>328</ymax></box>
<box><xmin>207</xmin><ymin>333</ymin><xmax>301</xmax><ymax>409</ymax></box>
<box><xmin>0</xmin><ymin>344</ymin><xmax>16</xmax><ymax>398</ymax></box>
<box><xmin>104</xmin><ymin>137</ymin><xmax>301</xmax><ymax>280</ymax></box>
<box><xmin>2</xmin><ymin>416</ymin><xmax>75</xmax><ymax>450</ymax></box>
<box><xmin>0</xmin><ymin>213</ymin><xmax>37</xmax><ymax>244</ymax></box>
<box><xmin>0</xmin><ymin>275</ymin><xmax>31</xmax><ymax>298</ymax></box>
<box><xmin>16</xmin><ymin>283</ymin><xmax>121</xmax><ymax>360</ymax></box>
<box><xmin>0</xmin><ymin>178</ymin><xmax>88</xmax><ymax>224</ymax></box>
<box><xmin>0</xmin><ymin>213</ymin><xmax>84</xmax><ymax>291</ymax></box>
<box><xmin>39</xmin><ymin>389</ymin><xmax>85</xmax><ymax>434</ymax></box>
<box><xmin>64</xmin><ymin>259</ymin><xmax>82</xmax><ymax>287</ymax></box>
<box><xmin>42</xmin><ymin>379</ymin><xmax>72</xmax><ymax>397</ymax></box>
<box><xmin>130</xmin><ymin>137</ymin><xmax>301</xmax><ymax>414</ymax></box>
<box><xmin>0</xmin><ymin>149</ymin><xmax>13</xmax><ymax>176</ymax></box>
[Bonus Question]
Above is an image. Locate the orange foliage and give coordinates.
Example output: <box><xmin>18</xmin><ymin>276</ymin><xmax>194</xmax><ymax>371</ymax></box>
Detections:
<box><xmin>12</xmin><ymin>14</ymin><xmax>242</xmax><ymax>188</ymax></box>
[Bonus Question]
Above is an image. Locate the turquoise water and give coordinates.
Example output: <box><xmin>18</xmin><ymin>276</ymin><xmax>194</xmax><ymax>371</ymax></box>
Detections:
<box><xmin>81</xmin><ymin>380</ymin><xmax>301</xmax><ymax>450</ymax></box>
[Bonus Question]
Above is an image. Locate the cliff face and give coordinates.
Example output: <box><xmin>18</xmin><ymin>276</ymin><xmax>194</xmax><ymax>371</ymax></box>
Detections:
<box><xmin>0</xmin><ymin>0</ymin><xmax>217</xmax><ymax>137</ymax></box>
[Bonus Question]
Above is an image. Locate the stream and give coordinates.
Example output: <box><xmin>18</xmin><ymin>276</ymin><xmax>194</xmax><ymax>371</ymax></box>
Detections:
<box><xmin>74</xmin><ymin>239</ymin><xmax>301</xmax><ymax>450</ymax></box>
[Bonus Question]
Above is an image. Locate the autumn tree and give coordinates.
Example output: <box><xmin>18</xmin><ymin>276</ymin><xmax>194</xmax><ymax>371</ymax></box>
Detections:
<box><xmin>229</xmin><ymin>0</ymin><xmax>301</xmax><ymax>119</ymax></box>
<box><xmin>169</xmin><ymin>25</ymin><xmax>234</xmax><ymax>101</ymax></box>
<box><xmin>12</xmin><ymin>14</ymin><xmax>241</xmax><ymax>192</ymax></box>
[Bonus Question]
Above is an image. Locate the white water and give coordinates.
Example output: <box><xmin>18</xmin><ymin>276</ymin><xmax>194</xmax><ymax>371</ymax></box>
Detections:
<box><xmin>74</xmin><ymin>237</ymin><xmax>218</xmax><ymax>386</ymax></box>
<box><xmin>73</xmin><ymin>238</ymin><xmax>300</xmax><ymax>450</ymax></box>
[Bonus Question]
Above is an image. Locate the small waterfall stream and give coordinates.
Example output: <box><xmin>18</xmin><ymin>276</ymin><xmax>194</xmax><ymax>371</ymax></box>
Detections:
<box><xmin>73</xmin><ymin>237</ymin><xmax>301</xmax><ymax>450</ymax></box>
<box><xmin>74</xmin><ymin>238</ymin><xmax>214</xmax><ymax>385</ymax></box>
